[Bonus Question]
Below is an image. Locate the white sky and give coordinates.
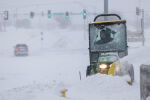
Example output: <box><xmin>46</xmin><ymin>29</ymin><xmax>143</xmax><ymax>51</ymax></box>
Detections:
<box><xmin>0</xmin><ymin>0</ymin><xmax>148</xmax><ymax>14</ymax></box>
<box><xmin>0</xmin><ymin>0</ymin><xmax>150</xmax><ymax>28</ymax></box>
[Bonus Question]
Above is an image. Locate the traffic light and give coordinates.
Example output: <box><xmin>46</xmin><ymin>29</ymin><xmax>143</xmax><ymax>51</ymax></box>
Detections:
<box><xmin>30</xmin><ymin>12</ymin><xmax>34</xmax><ymax>19</ymax></box>
<box><xmin>3</xmin><ymin>11</ymin><xmax>8</xmax><ymax>20</ymax></box>
<box><xmin>48</xmin><ymin>10</ymin><xmax>51</xmax><ymax>18</ymax></box>
<box><xmin>65</xmin><ymin>12</ymin><xmax>69</xmax><ymax>19</ymax></box>
<box><xmin>83</xmin><ymin>9</ymin><xmax>86</xmax><ymax>19</ymax></box>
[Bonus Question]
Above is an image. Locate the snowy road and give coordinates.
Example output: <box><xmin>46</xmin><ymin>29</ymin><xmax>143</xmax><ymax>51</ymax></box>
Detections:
<box><xmin>0</xmin><ymin>49</ymin><xmax>140</xmax><ymax>100</ymax></box>
<box><xmin>0</xmin><ymin>28</ymin><xmax>150</xmax><ymax>100</ymax></box>
<box><xmin>0</xmin><ymin>48</ymin><xmax>89</xmax><ymax>100</ymax></box>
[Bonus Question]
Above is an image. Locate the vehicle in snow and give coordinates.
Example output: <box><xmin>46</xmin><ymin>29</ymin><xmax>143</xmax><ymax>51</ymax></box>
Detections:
<box><xmin>14</xmin><ymin>44</ymin><xmax>28</xmax><ymax>56</ymax></box>
<box><xmin>140</xmin><ymin>64</ymin><xmax>150</xmax><ymax>100</ymax></box>
<box><xmin>86</xmin><ymin>14</ymin><xmax>134</xmax><ymax>85</ymax></box>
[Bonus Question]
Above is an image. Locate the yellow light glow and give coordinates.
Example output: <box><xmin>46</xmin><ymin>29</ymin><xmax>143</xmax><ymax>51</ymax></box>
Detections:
<box><xmin>99</xmin><ymin>64</ymin><xmax>107</xmax><ymax>69</ymax></box>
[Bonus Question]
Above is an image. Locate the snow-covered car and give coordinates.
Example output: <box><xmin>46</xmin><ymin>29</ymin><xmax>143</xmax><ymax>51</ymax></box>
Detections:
<box><xmin>14</xmin><ymin>44</ymin><xmax>28</xmax><ymax>56</ymax></box>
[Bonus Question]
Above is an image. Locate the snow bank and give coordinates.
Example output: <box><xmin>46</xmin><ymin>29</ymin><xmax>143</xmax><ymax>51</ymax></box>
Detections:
<box><xmin>67</xmin><ymin>74</ymin><xmax>139</xmax><ymax>100</ymax></box>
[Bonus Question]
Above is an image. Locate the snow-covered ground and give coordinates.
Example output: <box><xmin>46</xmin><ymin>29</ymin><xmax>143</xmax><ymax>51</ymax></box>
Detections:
<box><xmin>0</xmin><ymin>27</ymin><xmax>89</xmax><ymax>100</ymax></box>
<box><xmin>0</xmin><ymin>26</ymin><xmax>150</xmax><ymax>100</ymax></box>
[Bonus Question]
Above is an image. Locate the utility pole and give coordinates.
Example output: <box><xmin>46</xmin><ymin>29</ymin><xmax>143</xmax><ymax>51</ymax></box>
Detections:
<box><xmin>104</xmin><ymin>0</ymin><xmax>108</xmax><ymax>20</ymax></box>
<box><xmin>136</xmin><ymin>0</ymin><xmax>141</xmax><ymax>33</ymax></box>
<box><xmin>141</xmin><ymin>9</ymin><xmax>144</xmax><ymax>35</ymax></box>
<box><xmin>141</xmin><ymin>9</ymin><xmax>144</xmax><ymax>46</ymax></box>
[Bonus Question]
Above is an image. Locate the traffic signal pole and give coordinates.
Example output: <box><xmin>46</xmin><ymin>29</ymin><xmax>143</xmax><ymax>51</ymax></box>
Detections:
<box><xmin>104</xmin><ymin>0</ymin><xmax>108</xmax><ymax>14</ymax></box>
<box><xmin>141</xmin><ymin>9</ymin><xmax>145</xmax><ymax>46</ymax></box>
<box><xmin>104</xmin><ymin>0</ymin><xmax>108</xmax><ymax>20</ymax></box>
<box><xmin>83</xmin><ymin>9</ymin><xmax>86</xmax><ymax>40</ymax></box>
<box><xmin>84</xmin><ymin>18</ymin><xmax>86</xmax><ymax>40</ymax></box>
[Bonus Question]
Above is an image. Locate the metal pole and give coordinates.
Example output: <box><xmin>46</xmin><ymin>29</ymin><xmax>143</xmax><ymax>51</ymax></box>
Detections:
<box><xmin>142</xmin><ymin>9</ymin><xmax>145</xmax><ymax>46</ymax></box>
<box><xmin>79</xmin><ymin>71</ymin><xmax>81</xmax><ymax>80</ymax></box>
<box><xmin>41</xmin><ymin>32</ymin><xmax>44</xmax><ymax>49</ymax></box>
<box><xmin>104</xmin><ymin>0</ymin><xmax>108</xmax><ymax>14</ymax></box>
<box><xmin>84</xmin><ymin>19</ymin><xmax>86</xmax><ymax>40</ymax></box>
<box><xmin>142</xmin><ymin>9</ymin><xmax>144</xmax><ymax>34</ymax></box>
<box><xmin>104</xmin><ymin>0</ymin><xmax>108</xmax><ymax>20</ymax></box>
<box><xmin>15</xmin><ymin>8</ymin><xmax>18</xmax><ymax>30</ymax></box>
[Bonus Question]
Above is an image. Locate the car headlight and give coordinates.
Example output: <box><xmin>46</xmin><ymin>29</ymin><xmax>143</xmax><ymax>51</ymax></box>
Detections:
<box><xmin>99</xmin><ymin>64</ymin><xmax>107</xmax><ymax>69</ymax></box>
